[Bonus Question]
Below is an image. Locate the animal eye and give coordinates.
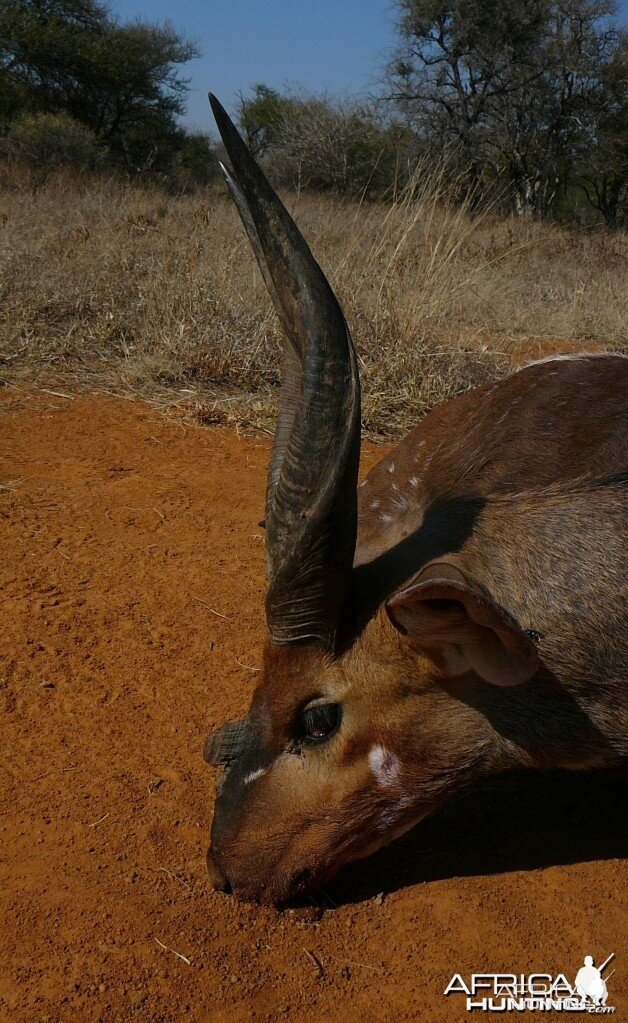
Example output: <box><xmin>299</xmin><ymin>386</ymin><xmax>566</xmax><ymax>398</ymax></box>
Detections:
<box><xmin>298</xmin><ymin>703</ymin><xmax>341</xmax><ymax>743</ymax></box>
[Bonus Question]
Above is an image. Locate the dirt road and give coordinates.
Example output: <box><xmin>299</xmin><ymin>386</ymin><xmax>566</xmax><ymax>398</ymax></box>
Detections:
<box><xmin>0</xmin><ymin>391</ymin><xmax>625</xmax><ymax>1022</ymax></box>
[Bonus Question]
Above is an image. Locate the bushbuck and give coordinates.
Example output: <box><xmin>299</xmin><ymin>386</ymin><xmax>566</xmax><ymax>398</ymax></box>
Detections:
<box><xmin>205</xmin><ymin>95</ymin><xmax>627</xmax><ymax>905</ymax></box>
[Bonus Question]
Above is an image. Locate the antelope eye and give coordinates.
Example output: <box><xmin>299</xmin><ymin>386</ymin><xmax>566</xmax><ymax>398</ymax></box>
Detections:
<box><xmin>298</xmin><ymin>703</ymin><xmax>342</xmax><ymax>743</ymax></box>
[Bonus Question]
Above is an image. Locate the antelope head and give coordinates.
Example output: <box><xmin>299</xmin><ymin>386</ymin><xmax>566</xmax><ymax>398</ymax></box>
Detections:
<box><xmin>204</xmin><ymin>96</ymin><xmax>541</xmax><ymax>904</ymax></box>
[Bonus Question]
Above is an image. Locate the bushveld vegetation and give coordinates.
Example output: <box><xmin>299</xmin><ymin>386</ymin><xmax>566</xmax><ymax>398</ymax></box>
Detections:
<box><xmin>2</xmin><ymin>0</ymin><xmax>626</xmax><ymax>221</ymax></box>
<box><xmin>1</xmin><ymin>0</ymin><xmax>626</xmax><ymax>436</ymax></box>
<box><xmin>0</xmin><ymin>0</ymin><xmax>217</xmax><ymax>188</ymax></box>
<box><xmin>1</xmin><ymin>165</ymin><xmax>625</xmax><ymax>437</ymax></box>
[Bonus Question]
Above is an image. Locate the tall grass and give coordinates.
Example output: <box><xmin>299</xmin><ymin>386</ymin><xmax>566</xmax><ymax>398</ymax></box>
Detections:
<box><xmin>1</xmin><ymin>163</ymin><xmax>626</xmax><ymax>436</ymax></box>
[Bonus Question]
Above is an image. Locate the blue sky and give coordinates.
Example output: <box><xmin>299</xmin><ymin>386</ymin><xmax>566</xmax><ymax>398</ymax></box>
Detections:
<box><xmin>112</xmin><ymin>0</ymin><xmax>399</xmax><ymax>130</ymax></box>
<box><xmin>112</xmin><ymin>0</ymin><xmax>627</xmax><ymax>132</ymax></box>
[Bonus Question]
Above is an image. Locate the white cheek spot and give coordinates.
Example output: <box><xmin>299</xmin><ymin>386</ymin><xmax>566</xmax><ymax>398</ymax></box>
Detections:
<box><xmin>368</xmin><ymin>745</ymin><xmax>401</xmax><ymax>789</ymax></box>
<box><xmin>243</xmin><ymin>767</ymin><xmax>266</xmax><ymax>785</ymax></box>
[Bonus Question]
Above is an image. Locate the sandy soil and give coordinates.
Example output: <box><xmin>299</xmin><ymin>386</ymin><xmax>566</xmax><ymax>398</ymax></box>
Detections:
<box><xmin>0</xmin><ymin>390</ymin><xmax>625</xmax><ymax>1023</ymax></box>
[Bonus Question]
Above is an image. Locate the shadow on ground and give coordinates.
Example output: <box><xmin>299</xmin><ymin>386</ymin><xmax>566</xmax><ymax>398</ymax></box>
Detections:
<box><xmin>323</xmin><ymin>769</ymin><xmax>627</xmax><ymax>907</ymax></box>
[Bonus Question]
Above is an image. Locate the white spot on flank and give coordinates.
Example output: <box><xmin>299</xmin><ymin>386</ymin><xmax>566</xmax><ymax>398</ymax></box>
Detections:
<box><xmin>368</xmin><ymin>745</ymin><xmax>401</xmax><ymax>789</ymax></box>
<box><xmin>380</xmin><ymin>513</ymin><xmax>393</xmax><ymax>523</ymax></box>
<box><xmin>388</xmin><ymin>462</ymin><xmax>395</xmax><ymax>473</ymax></box>
<box><xmin>408</xmin><ymin>476</ymin><xmax>418</xmax><ymax>487</ymax></box>
<box><xmin>243</xmin><ymin>767</ymin><xmax>266</xmax><ymax>785</ymax></box>
<box><xmin>370</xmin><ymin>499</ymin><xmax>380</xmax><ymax>510</ymax></box>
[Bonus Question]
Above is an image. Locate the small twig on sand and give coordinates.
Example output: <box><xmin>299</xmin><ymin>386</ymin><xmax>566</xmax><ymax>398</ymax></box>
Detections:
<box><xmin>40</xmin><ymin>389</ymin><xmax>75</xmax><ymax>400</ymax></box>
<box><xmin>33</xmin><ymin>763</ymin><xmax>78</xmax><ymax>783</ymax></box>
<box><xmin>87</xmin><ymin>812</ymin><xmax>109</xmax><ymax>828</ymax></box>
<box><xmin>0</xmin><ymin>477</ymin><xmax>25</xmax><ymax>492</ymax></box>
<box><xmin>303</xmin><ymin>948</ymin><xmax>325</xmax><ymax>977</ymax></box>
<box><xmin>154</xmin><ymin>937</ymin><xmax>191</xmax><ymax>965</ymax></box>
<box><xmin>191</xmin><ymin>595</ymin><xmax>230</xmax><ymax>619</ymax></box>
<box><xmin>157</xmin><ymin>866</ymin><xmax>191</xmax><ymax>889</ymax></box>
<box><xmin>235</xmin><ymin>657</ymin><xmax>260</xmax><ymax>672</ymax></box>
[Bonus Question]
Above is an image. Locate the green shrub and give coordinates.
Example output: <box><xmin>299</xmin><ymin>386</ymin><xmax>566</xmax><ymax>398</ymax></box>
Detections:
<box><xmin>1</xmin><ymin>112</ymin><xmax>102</xmax><ymax>178</ymax></box>
<box><xmin>169</xmin><ymin>131</ymin><xmax>219</xmax><ymax>192</ymax></box>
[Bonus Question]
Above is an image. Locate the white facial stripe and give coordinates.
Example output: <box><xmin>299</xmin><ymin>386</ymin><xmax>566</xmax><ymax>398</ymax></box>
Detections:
<box><xmin>368</xmin><ymin>745</ymin><xmax>402</xmax><ymax>788</ymax></box>
<box><xmin>243</xmin><ymin>767</ymin><xmax>266</xmax><ymax>785</ymax></box>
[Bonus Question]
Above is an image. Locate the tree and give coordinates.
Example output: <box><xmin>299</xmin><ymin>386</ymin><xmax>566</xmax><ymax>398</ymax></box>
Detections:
<box><xmin>389</xmin><ymin>0</ymin><xmax>551</xmax><ymax>182</ymax></box>
<box><xmin>0</xmin><ymin>0</ymin><xmax>198</xmax><ymax>171</ymax></box>
<box><xmin>387</xmin><ymin>0</ymin><xmax>625</xmax><ymax>220</ymax></box>
<box><xmin>574</xmin><ymin>30</ymin><xmax>627</xmax><ymax>227</ymax></box>
<box><xmin>1</xmin><ymin>110</ymin><xmax>101</xmax><ymax>182</ymax></box>
<box><xmin>237</xmin><ymin>84</ymin><xmax>289</xmax><ymax>157</ymax></box>
<box><xmin>238</xmin><ymin>86</ymin><xmax>414</xmax><ymax>198</ymax></box>
<box><xmin>493</xmin><ymin>0</ymin><xmax>626</xmax><ymax>219</ymax></box>
<box><xmin>277</xmin><ymin>96</ymin><xmax>411</xmax><ymax>197</ymax></box>
<box><xmin>170</xmin><ymin>130</ymin><xmax>219</xmax><ymax>191</ymax></box>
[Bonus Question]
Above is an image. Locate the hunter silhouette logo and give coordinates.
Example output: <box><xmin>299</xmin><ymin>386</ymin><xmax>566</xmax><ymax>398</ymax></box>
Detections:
<box><xmin>444</xmin><ymin>952</ymin><xmax>616</xmax><ymax>1013</ymax></box>
<box><xmin>575</xmin><ymin>954</ymin><xmax>615</xmax><ymax>1008</ymax></box>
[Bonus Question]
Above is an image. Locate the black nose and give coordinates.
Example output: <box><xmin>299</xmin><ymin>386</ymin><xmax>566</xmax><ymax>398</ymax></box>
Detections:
<box><xmin>206</xmin><ymin>847</ymin><xmax>231</xmax><ymax>894</ymax></box>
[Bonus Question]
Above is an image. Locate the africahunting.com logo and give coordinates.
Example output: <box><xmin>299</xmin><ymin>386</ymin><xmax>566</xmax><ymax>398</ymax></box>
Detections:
<box><xmin>444</xmin><ymin>953</ymin><xmax>616</xmax><ymax>1013</ymax></box>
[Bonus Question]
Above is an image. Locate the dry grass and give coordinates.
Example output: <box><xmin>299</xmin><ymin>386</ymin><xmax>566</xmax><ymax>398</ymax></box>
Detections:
<box><xmin>1</xmin><ymin>165</ymin><xmax>626</xmax><ymax>437</ymax></box>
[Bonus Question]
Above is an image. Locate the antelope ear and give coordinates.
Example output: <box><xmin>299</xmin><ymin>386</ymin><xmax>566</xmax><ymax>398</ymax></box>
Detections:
<box><xmin>386</xmin><ymin>566</ymin><xmax>539</xmax><ymax>686</ymax></box>
<box><xmin>204</xmin><ymin>717</ymin><xmax>251</xmax><ymax>766</ymax></box>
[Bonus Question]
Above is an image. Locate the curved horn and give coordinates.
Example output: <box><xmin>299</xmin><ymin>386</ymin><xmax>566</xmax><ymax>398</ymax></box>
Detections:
<box><xmin>209</xmin><ymin>94</ymin><xmax>360</xmax><ymax>650</ymax></box>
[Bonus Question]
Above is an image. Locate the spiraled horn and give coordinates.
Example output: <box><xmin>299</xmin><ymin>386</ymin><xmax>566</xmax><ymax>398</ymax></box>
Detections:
<box><xmin>209</xmin><ymin>94</ymin><xmax>360</xmax><ymax>650</ymax></box>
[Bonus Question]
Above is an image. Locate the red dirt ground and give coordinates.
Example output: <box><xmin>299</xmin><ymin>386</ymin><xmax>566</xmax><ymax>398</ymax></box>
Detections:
<box><xmin>0</xmin><ymin>390</ymin><xmax>626</xmax><ymax>1023</ymax></box>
